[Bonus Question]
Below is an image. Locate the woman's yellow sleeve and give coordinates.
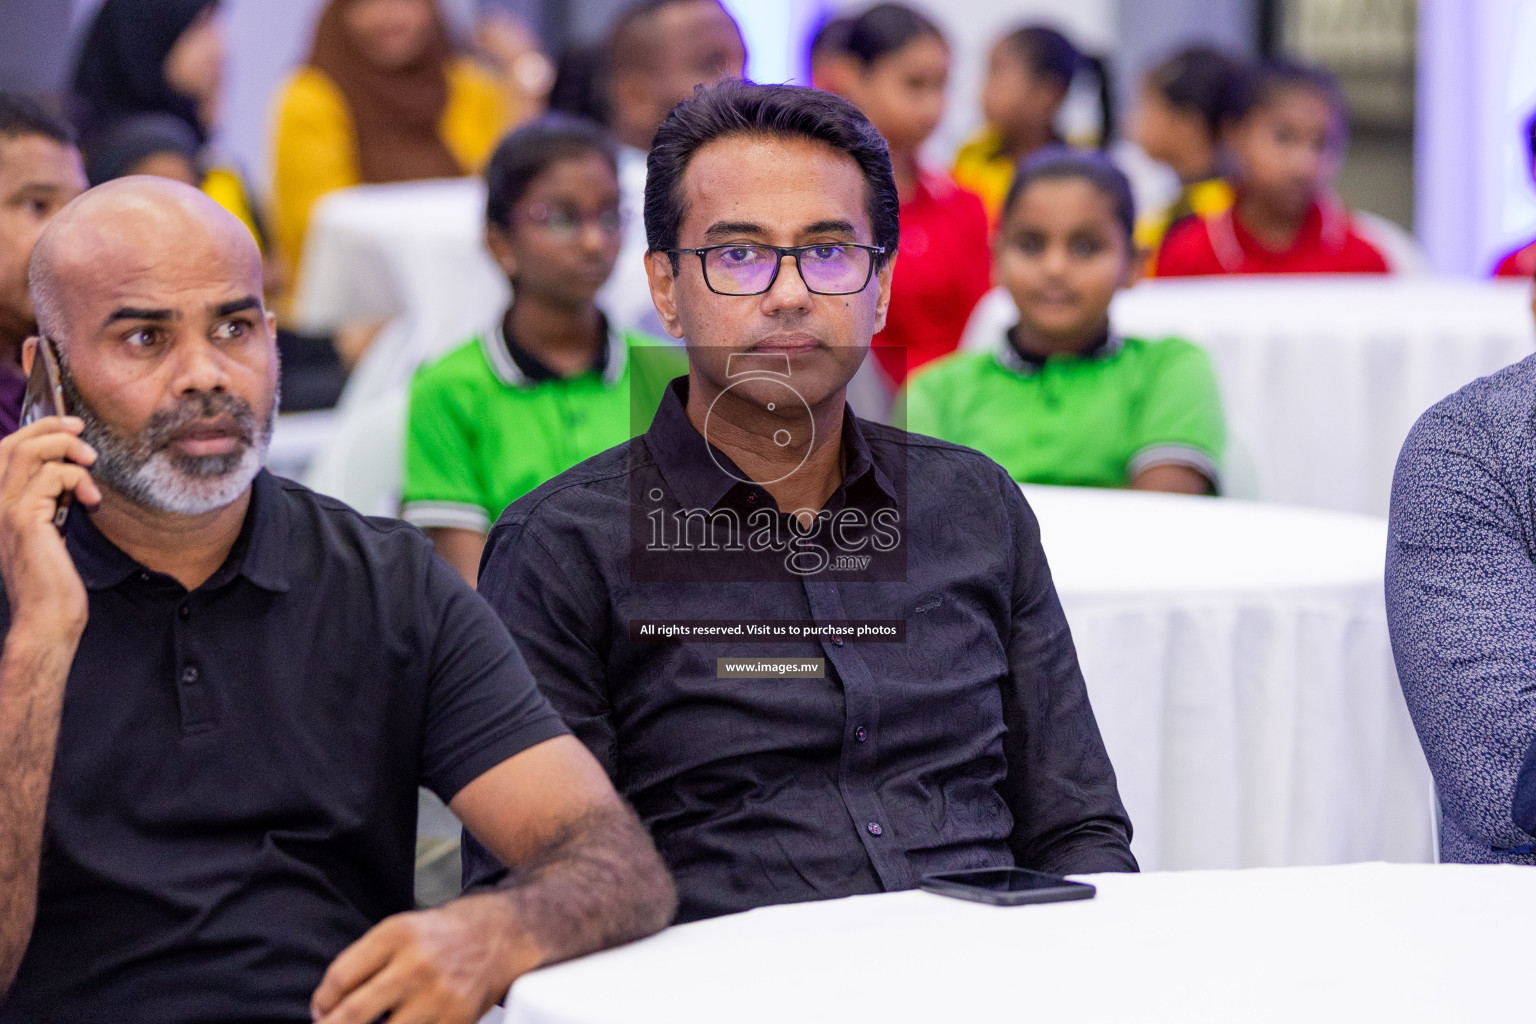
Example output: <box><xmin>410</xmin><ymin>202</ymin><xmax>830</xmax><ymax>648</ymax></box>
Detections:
<box><xmin>442</xmin><ymin>58</ymin><xmax>516</xmax><ymax>173</ymax></box>
<box><xmin>269</xmin><ymin>68</ymin><xmax>360</xmax><ymax>272</ymax></box>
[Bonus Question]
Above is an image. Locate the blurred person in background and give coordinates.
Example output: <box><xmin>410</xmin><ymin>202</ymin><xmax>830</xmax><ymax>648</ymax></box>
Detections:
<box><xmin>473</xmin><ymin>9</ymin><xmax>556</xmax><ymax>118</ymax></box>
<box><xmin>402</xmin><ymin>115</ymin><xmax>682</xmax><ymax>585</ymax></box>
<box><xmin>83</xmin><ymin>114</ymin><xmax>203</xmax><ymax>188</ymax></box>
<box><xmin>1153</xmin><ymin>59</ymin><xmax>1390</xmax><ymax>276</ymax></box>
<box><xmin>547</xmin><ymin>42</ymin><xmax>612</xmax><ymax>124</ymax></box>
<box><xmin>953</xmin><ymin>25</ymin><xmax>1114</xmax><ymax>223</ymax></box>
<box><xmin>71</xmin><ymin>0</ymin><xmax>266</xmax><ymax>262</ymax></box>
<box><xmin>832</xmin><ymin>3</ymin><xmax>989</xmax><ymax>388</ymax></box>
<box><xmin>269</xmin><ymin>0</ymin><xmax>518</xmax><ymax>289</ymax></box>
<box><xmin>599</xmin><ymin>0</ymin><xmax>746</xmax><ymax>336</ymax></box>
<box><xmin>904</xmin><ymin>148</ymin><xmax>1222</xmax><ymax>495</ymax></box>
<box><xmin>1130</xmin><ymin>44</ymin><xmax>1246</xmax><ymax>259</ymax></box>
<box><xmin>809</xmin><ymin>15</ymin><xmax>854</xmax><ymax>94</ymax></box>
<box><xmin>0</xmin><ymin>95</ymin><xmax>86</xmax><ymax>439</ymax></box>
<box><xmin>1492</xmin><ymin>111</ymin><xmax>1536</xmax><ymax>277</ymax></box>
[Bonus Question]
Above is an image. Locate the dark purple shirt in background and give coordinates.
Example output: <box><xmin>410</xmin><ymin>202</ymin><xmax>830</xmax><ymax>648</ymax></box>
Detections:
<box><xmin>0</xmin><ymin>366</ymin><xmax>25</xmax><ymax>437</ymax></box>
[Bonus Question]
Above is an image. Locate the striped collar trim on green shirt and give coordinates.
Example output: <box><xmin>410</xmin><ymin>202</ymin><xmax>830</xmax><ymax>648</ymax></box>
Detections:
<box><xmin>478</xmin><ymin>317</ymin><xmax>628</xmax><ymax>389</ymax></box>
<box><xmin>994</xmin><ymin>330</ymin><xmax>1125</xmax><ymax>376</ymax></box>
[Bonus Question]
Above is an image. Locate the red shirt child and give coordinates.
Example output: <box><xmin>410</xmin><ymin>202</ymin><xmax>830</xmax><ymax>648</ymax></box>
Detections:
<box><xmin>872</xmin><ymin>169</ymin><xmax>991</xmax><ymax>387</ymax></box>
<box><xmin>1153</xmin><ymin>58</ymin><xmax>1390</xmax><ymax>279</ymax></box>
<box><xmin>1156</xmin><ymin>198</ymin><xmax>1389</xmax><ymax>276</ymax></box>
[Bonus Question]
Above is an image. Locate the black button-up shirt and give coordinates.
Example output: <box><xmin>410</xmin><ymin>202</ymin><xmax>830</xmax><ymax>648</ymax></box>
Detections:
<box><xmin>0</xmin><ymin>471</ymin><xmax>567</xmax><ymax>1023</ymax></box>
<box><xmin>466</xmin><ymin>380</ymin><xmax>1135</xmax><ymax>921</ymax></box>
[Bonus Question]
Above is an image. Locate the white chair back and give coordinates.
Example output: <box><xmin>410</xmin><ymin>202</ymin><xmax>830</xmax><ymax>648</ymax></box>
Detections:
<box><xmin>303</xmin><ymin>388</ymin><xmax>408</xmax><ymax>518</ymax></box>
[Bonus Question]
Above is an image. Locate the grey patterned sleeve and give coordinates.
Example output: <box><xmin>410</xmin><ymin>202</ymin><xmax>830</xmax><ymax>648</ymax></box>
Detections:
<box><xmin>1386</xmin><ymin>383</ymin><xmax>1536</xmax><ymax>862</ymax></box>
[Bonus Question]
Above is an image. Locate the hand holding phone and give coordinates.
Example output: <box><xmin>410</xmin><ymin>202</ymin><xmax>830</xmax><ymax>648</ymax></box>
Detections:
<box><xmin>19</xmin><ymin>335</ymin><xmax>72</xmax><ymax>530</ymax></box>
<box><xmin>919</xmin><ymin>867</ymin><xmax>1096</xmax><ymax>907</ymax></box>
<box><xmin>0</xmin><ymin>339</ymin><xmax>100</xmax><ymax>642</ymax></box>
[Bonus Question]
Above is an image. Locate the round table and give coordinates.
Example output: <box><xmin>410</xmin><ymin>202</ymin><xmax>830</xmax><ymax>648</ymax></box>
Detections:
<box><xmin>963</xmin><ymin>277</ymin><xmax>1536</xmax><ymax>517</ymax></box>
<box><xmin>1021</xmin><ymin>485</ymin><xmax>1434</xmax><ymax>871</ymax></box>
<box><xmin>503</xmin><ymin>863</ymin><xmax>1532</xmax><ymax>1023</ymax></box>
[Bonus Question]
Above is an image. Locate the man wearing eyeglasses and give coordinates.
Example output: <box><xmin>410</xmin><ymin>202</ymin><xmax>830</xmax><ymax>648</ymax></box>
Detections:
<box><xmin>467</xmin><ymin>80</ymin><xmax>1137</xmax><ymax>923</ymax></box>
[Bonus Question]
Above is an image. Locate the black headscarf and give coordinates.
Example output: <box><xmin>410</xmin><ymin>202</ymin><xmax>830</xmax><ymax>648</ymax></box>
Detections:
<box><xmin>70</xmin><ymin>0</ymin><xmax>217</xmax><ymax>146</ymax></box>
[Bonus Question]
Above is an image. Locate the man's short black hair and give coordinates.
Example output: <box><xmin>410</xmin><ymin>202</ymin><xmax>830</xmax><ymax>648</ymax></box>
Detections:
<box><xmin>485</xmin><ymin>112</ymin><xmax>619</xmax><ymax>228</ymax></box>
<box><xmin>0</xmin><ymin>91</ymin><xmax>76</xmax><ymax>150</ymax></box>
<box><xmin>644</xmin><ymin>79</ymin><xmax>898</xmax><ymax>268</ymax></box>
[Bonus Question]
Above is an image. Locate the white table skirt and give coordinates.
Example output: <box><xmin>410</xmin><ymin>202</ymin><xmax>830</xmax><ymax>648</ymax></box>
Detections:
<box><xmin>505</xmin><ymin>862</ymin><xmax>1531</xmax><ymax>1024</ymax></box>
<box><xmin>1023</xmin><ymin>485</ymin><xmax>1434</xmax><ymax>871</ymax></box>
<box><xmin>964</xmin><ymin>277</ymin><xmax>1535</xmax><ymax>517</ymax></box>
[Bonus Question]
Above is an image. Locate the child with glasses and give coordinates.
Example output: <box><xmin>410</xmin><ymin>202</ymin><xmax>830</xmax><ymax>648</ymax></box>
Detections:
<box><xmin>403</xmin><ymin>113</ymin><xmax>684</xmax><ymax>584</ymax></box>
<box><xmin>903</xmin><ymin>147</ymin><xmax>1224</xmax><ymax>494</ymax></box>
<box><xmin>830</xmin><ymin>3</ymin><xmax>990</xmax><ymax>388</ymax></box>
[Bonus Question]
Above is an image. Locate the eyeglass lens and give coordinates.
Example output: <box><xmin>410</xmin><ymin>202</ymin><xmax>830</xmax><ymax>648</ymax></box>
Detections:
<box><xmin>704</xmin><ymin>245</ymin><xmax>871</xmax><ymax>295</ymax></box>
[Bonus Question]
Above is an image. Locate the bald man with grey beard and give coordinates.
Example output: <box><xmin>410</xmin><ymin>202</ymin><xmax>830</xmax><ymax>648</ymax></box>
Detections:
<box><xmin>0</xmin><ymin>177</ymin><xmax>673</xmax><ymax>1024</ymax></box>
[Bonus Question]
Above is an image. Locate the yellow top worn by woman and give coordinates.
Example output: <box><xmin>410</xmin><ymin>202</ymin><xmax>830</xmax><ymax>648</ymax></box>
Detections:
<box><xmin>270</xmin><ymin>57</ymin><xmax>509</xmax><ymax>273</ymax></box>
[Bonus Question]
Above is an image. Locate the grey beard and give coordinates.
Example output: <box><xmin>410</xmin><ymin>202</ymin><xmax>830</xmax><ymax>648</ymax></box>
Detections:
<box><xmin>58</xmin><ymin>359</ymin><xmax>277</xmax><ymax>516</ymax></box>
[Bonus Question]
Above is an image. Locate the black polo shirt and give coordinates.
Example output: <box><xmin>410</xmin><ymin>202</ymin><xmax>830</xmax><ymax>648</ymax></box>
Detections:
<box><xmin>465</xmin><ymin>378</ymin><xmax>1135</xmax><ymax>922</ymax></box>
<box><xmin>0</xmin><ymin>471</ymin><xmax>567</xmax><ymax>1024</ymax></box>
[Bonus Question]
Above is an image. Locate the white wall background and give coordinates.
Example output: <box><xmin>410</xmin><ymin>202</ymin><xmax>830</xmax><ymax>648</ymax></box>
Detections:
<box><xmin>1416</xmin><ymin>0</ymin><xmax>1536</xmax><ymax>275</ymax></box>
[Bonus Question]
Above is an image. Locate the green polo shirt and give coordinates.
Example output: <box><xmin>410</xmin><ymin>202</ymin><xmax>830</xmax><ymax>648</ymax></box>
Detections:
<box><xmin>403</xmin><ymin>321</ymin><xmax>685</xmax><ymax>533</ymax></box>
<box><xmin>902</xmin><ymin>332</ymin><xmax>1225</xmax><ymax>490</ymax></box>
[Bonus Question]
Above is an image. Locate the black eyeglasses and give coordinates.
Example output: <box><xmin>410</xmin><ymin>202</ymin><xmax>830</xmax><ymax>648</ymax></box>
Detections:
<box><xmin>664</xmin><ymin>243</ymin><xmax>886</xmax><ymax>296</ymax></box>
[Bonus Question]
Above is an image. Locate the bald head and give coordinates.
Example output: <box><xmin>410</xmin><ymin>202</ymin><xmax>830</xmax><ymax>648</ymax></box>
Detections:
<box><xmin>29</xmin><ymin>176</ymin><xmax>262</xmax><ymax>344</ymax></box>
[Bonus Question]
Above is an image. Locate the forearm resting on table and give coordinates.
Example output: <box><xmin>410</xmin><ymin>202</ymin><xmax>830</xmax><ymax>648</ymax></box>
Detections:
<box><xmin>471</xmin><ymin>800</ymin><xmax>677</xmax><ymax>979</ymax></box>
<box><xmin>0</xmin><ymin>628</ymin><xmax>76</xmax><ymax>992</ymax></box>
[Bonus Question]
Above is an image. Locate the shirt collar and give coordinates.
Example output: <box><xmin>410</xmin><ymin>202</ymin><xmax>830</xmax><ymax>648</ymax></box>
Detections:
<box><xmin>65</xmin><ymin>469</ymin><xmax>290</xmax><ymax>594</ymax></box>
<box><xmin>478</xmin><ymin>314</ymin><xmax>627</xmax><ymax>389</ymax></box>
<box><xmin>995</xmin><ymin>326</ymin><xmax>1122</xmax><ymax>376</ymax></box>
<box><xmin>643</xmin><ymin>376</ymin><xmax>897</xmax><ymax>513</ymax></box>
<box><xmin>1215</xmin><ymin>196</ymin><xmax>1347</xmax><ymax>271</ymax></box>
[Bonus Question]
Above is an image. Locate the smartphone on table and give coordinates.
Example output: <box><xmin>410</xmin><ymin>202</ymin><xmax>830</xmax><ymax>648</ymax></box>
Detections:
<box><xmin>19</xmin><ymin>335</ymin><xmax>73</xmax><ymax>530</ymax></box>
<box><xmin>919</xmin><ymin>867</ymin><xmax>1096</xmax><ymax>907</ymax></box>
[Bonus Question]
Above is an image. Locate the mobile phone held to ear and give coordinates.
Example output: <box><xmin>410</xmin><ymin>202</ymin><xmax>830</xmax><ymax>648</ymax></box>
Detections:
<box><xmin>919</xmin><ymin>867</ymin><xmax>1096</xmax><ymax>907</ymax></box>
<box><xmin>19</xmin><ymin>335</ymin><xmax>72</xmax><ymax>530</ymax></box>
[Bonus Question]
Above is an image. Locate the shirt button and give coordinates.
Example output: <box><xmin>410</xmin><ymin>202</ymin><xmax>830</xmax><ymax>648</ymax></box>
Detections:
<box><xmin>866</xmin><ymin>822</ymin><xmax>883</xmax><ymax>837</ymax></box>
<box><xmin>745</xmin><ymin>492</ymin><xmax>758</xmax><ymax>504</ymax></box>
<box><xmin>138</xmin><ymin>571</ymin><xmax>152</xmax><ymax>582</ymax></box>
<box><xmin>178</xmin><ymin>604</ymin><xmax>190</xmax><ymax>620</ymax></box>
<box><xmin>832</xmin><ymin>637</ymin><xmax>844</xmax><ymax>648</ymax></box>
<box><xmin>181</xmin><ymin>666</ymin><xmax>199</xmax><ymax>684</ymax></box>
<box><xmin>855</xmin><ymin>726</ymin><xmax>867</xmax><ymax>742</ymax></box>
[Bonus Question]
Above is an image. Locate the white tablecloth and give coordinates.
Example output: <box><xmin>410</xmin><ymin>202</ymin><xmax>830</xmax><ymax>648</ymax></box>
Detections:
<box><xmin>1023</xmin><ymin>485</ymin><xmax>1434</xmax><ymax>871</ymax></box>
<box><xmin>506</xmin><ymin>862</ymin><xmax>1532</xmax><ymax>1024</ymax></box>
<box><xmin>964</xmin><ymin>277</ymin><xmax>1535</xmax><ymax>516</ymax></box>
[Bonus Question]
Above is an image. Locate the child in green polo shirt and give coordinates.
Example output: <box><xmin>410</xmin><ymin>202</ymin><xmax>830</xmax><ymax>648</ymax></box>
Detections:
<box><xmin>404</xmin><ymin>114</ymin><xmax>683</xmax><ymax>583</ymax></box>
<box><xmin>903</xmin><ymin>146</ymin><xmax>1224</xmax><ymax>493</ymax></box>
